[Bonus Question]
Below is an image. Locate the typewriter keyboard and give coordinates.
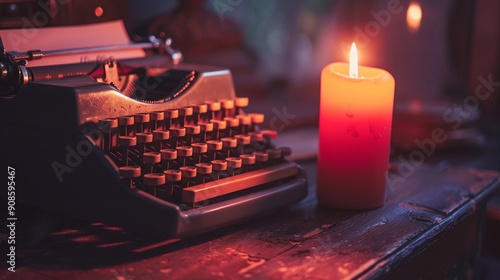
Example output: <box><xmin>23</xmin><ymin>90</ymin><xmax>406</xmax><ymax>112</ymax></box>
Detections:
<box><xmin>91</xmin><ymin>97</ymin><xmax>297</xmax><ymax>209</ymax></box>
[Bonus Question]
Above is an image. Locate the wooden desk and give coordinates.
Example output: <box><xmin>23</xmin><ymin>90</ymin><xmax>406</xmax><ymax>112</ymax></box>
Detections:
<box><xmin>3</xmin><ymin>162</ymin><xmax>499</xmax><ymax>280</ymax></box>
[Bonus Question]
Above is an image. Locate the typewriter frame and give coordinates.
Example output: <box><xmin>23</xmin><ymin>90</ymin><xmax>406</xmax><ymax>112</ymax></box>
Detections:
<box><xmin>0</xmin><ymin>60</ymin><xmax>308</xmax><ymax>237</ymax></box>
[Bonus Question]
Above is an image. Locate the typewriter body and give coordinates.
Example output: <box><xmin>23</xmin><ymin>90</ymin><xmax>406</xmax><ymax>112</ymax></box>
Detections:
<box><xmin>0</xmin><ymin>30</ymin><xmax>308</xmax><ymax>237</ymax></box>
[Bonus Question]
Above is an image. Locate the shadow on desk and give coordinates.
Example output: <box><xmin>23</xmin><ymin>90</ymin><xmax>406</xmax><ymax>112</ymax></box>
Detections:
<box><xmin>3</xmin><ymin>162</ymin><xmax>499</xmax><ymax>279</ymax></box>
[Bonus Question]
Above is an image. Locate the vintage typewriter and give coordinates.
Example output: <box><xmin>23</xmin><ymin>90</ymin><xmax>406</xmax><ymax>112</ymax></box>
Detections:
<box><xmin>0</xmin><ymin>34</ymin><xmax>308</xmax><ymax>237</ymax></box>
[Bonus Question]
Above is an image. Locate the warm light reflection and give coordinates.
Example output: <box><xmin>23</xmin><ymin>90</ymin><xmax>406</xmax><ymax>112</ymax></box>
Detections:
<box><xmin>406</xmin><ymin>2</ymin><xmax>422</xmax><ymax>33</ymax></box>
<box><xmin>349</xmin><ymin>42</ymin><xmax>358</xmax><ymax>78</ymax></box>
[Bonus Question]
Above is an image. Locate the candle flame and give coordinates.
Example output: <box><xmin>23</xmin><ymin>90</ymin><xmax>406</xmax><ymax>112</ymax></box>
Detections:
<box><xmin>349</xmin><ymin>42</ymin><xmax>358</xmax><ymax>78</ymax></box>
<box><xmin>406</xmin><ymin>1</ymin><xmax>422</xmax><ymax>33</ymax></box>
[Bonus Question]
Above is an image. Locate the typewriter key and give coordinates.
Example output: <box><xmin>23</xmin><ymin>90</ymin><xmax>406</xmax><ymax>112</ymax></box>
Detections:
<box><xmin>180</xmin><ymin>166</ymin><xmax>197</xmax><ymax>188</ymax></box>
<box><xmin>169</xmin><ymin>127</ymin><xmax>186</xmax><ymax>148</ymax></box>
<box><xmin>192</xmin><ymin>103</ymin><xmax>207</xmax><ymax>123</ymax></box>
<box><xmin>119</xmin><ymin>166</ymin><xmax>141</xmax><ymax>188</ymax></box>
<box><xmin>191</xmin><ymin>143</ymin><xmax>208</xmax><ymax>163</ymax></box>
<box><xmin>206</xmin><ymin>140</ymin><xmax>223</xmax><ymax>161</ymax></box>
<box><xmin>165</xmin><ymin>109</ymin><xmax>179</xmax><ymax>128</ymax></box>
<box><xmin>179</xmin><ymin>106</ymin><xmax>193</xmax><ymax>126</ymax></box>
<box><xmin>198</xmin><ymin>122</ymin><xmax>213</xmax><ymax>142</ymax></box>
<box><xmin>248</xmin><ymin>132</ymin><xmax>264</xmax><ymax>142</ymax></box>
<box><xmin>150</xmin><ymin>111</ymin><xmax>165</xmax><ymax>130</ymax></box>
<box><xmin>143</xmin><ymin>173</ymin><xmax>166</xmax><ymax>187</ymax></box>
<box><xmin>254</xmin><ymin>151</ymin><xmax>269</xmax><ymax>168</ymax></box>
<box><xmin>205</xmin><ymin>100</ymin><xmax>221</xmax><ymax>120</ymax></box>
<box><xmin>143</xmin><ymin>152</ymin><xmax>161</xmax><ymax>173</ymax></box>
<box><xmin>160</xmin><ymin>148</ymin><xmax>177</xmax><ymax>170</ymax></box>
<box><xmin>98</xmin><ymin>118</ymin><xmax>118</xmax><ymax>151</ymax></box>
<box><xmin>134</xmin><ymin>113</ymin><xmax>150</xmax><ymax>133</ymax></box>
<box><xmin>262</xmin><ymin>129</ymin><xmax>278</xmax><ymax>140</ymax></box>
<box><xmin>164</xmin><ymin>169</ymin><xmax>182</xmax><ymax>199</ymax></box>
<box><xmin>210</xmin><ymin>160</ymin><xmax>227</xmax><ymax>179</ymax></box>
<box><xmin>195</xmin><ymin>163</ymin><xmax>212</xmax><ymax>184</ymax></box>
<box><xmin>184</xmin><ymin>124</ymin><xmax>200</xmax><ymax>145</ymax></box>
<box><xmin>234</xmin><ymin>134</ymin><xmax>251</xmax><ymax>155</ymax></box>
<box><xmin>153</xmin><ymin>130</ymin><xmax>170</xmax><ymax>150</ymax></box>
<box><xmin>235</xmin><ymin>115</ymin><xmax>251</xmax><ymax>134</ymax></box>
<box><xmin>224</xmin><ymin>117</ymin><xmax>239</xmax><ymax>137</ymax></box>
<box><xmin>219</xmin><ymin>99</ymin><xmax>234</xmax><ymax>118</ymax></box>
<box><xmin>226</xmin><ymin>157</ymin><xmax>242</xmax><ymax>176</ymax></box>
<box><xmin>176</xmin><ymin>146</ymin><xmax>193</xmax><ymax>167</ymax></box>
<box><xmin>266</xmin><ymin>149</ymin><xmax>282</xmax><ymax>160</ymax></box>
<box><xmin>136</xmin><ymin>132</ymin><xmax>153</xmax><ymax>143</ymax></box>
<box><xmin>221</xmin><ymin>137</ymin><xmax>237</xmax><ymax>158</ymax></box>
<box><xmin>210</xmin><ymin>119</ymin><xmax>227</xmax><ymax>139</ymax></box>
<box><xmin>234</xmin><ymin>97</ymin><xmax>249</xmax><ymax>114</ymax></box>
<box><xmin>118</xmin><ymin>136</ymin><xmax>137</xmax><ymax>166</ymax></box>
<box><xmin>248</xmin><ymin>113</ymin><xmax>264</xmax><ymax>132</ymax></box>
<box><xmin>143</xmin><ymin>173</ymin><xmax>166</xmax><ymax>197</ymax></box>
<box><xmin>118</xmin><ymin>116</ymin><xmax>134</xmax><ymax>136</ymax></box>
<box><xmin>136</xmin><ymin>132</ymin><xmax>153</xmax><ymax>156</ymax></box>
<box><xmin>239</xmin><ymin>154</ymin><xmax>256</xmax><ymax>172</ymax></box>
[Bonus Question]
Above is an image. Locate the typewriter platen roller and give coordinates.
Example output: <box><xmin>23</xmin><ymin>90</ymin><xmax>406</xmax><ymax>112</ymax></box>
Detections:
<box><xmin>0</xmin><ymin>35</ymin><xmax>308</xmax><ymax>237</ymax></box>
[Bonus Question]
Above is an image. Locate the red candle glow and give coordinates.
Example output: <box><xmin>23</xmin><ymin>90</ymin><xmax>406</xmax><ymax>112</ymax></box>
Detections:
<box><xmin>317</xmin><ymin>43</ymin><xmax>395</xmax><ymax>209</ymax></box>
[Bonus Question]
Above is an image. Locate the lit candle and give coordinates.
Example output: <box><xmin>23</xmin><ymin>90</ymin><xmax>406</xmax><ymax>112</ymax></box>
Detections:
<box><xmin>317</xmin><ymin>43</ymin><xmax>395</xmax><ymax>209</ymax></box>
